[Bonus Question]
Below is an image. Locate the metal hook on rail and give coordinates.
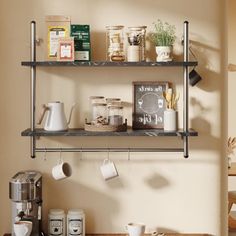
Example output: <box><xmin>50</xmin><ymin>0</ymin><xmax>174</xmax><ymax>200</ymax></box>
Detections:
<box><xmin>128</xmin><ymin>148</ymin><xmax>130</xmax><ymax>161</ymax></box>
<box><xmin>43</xmin><ymin>147</ymin><xmax>47</xmax><ymax>161</ymax></box>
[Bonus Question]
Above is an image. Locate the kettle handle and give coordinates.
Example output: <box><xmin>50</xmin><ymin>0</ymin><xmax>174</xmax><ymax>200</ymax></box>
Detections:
<box><xmin>37</xmin><ymin>104</ymin><xmax>49</xmax><ymax>125</ymax></box>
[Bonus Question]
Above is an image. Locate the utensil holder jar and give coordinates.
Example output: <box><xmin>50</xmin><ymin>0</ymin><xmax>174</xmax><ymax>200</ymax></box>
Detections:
<box><xmin>164</xmin><ymin>109</ymin><xmax>177</xmax><ymax>131</ymax></box>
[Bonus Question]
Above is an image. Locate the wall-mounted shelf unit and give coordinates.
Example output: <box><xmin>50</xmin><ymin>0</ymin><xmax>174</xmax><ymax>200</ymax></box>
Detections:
<box><xmin>21</xmin><ymin>21</ymin><xmax>198</xmax><ymax>158</ymax></box>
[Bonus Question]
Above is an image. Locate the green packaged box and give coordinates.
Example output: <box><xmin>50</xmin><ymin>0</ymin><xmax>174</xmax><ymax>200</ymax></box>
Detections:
<box><xmin>71</xmin><ymin>24</ymin><xmax>91</xmax><ymax>61</ymax></box>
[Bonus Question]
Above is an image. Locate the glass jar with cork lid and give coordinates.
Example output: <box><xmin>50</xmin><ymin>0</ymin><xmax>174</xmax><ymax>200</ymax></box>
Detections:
<box><xmin>108</xmin><ymin>105</ymin><xmax>123</xmax><ymax>126</ymax></box>
<box><xmin>127</xmin><ymin>26</ymin><xmax>147</xmax><ymax>62</ymax></box>
<box><xmin>106</xmin><ymin>26</ymin><xmax>125</xmax><ymax>62</ymax></box>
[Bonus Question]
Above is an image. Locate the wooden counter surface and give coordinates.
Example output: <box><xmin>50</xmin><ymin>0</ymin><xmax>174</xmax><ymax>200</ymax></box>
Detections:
<box><xmin>4</xmin><ymin>233</ymin><xmax>211</xmax><ymax>236</ymax></box>
<box><xmin>229</xmin><ymin>162</ymin><xmax>236</xmax><ymax>176</ymax></box>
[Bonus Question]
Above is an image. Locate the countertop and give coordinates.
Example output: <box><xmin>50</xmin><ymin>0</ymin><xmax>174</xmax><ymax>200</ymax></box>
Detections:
<box><xmin>4</xmin><ymin>233</ymin><xmax>211</xmax><ymax>236</ymax></box>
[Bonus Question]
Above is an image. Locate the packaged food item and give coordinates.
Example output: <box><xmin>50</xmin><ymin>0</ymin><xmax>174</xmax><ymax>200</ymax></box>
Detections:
<box><xmin>45</xmin><ymin>15</ymin><xmax>71</xmax><ymax>60</ymax></box>
<box><xmin>71</xmin><ymin>25</ymin><xmax>91</xmax><ymax>61</ymax></box>
<box><xmin>57</xmin><ymin>37</ymin><xmax>74</xmax><ymax>61</ymax></box>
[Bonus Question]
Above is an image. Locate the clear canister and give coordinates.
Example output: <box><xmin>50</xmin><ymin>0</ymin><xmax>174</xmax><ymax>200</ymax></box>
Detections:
<box><xmin>89</xmin><ymin>96</ymin><xmax>105</xmax><ymax>122</ymax></box>
<box><xmin>106</xmin><ymin>26</ymin><xmax>125</xmax><ymax>62</ymax></box>
<box><xmin>67</xmin><ymin>209</ymin><xmax>85</xmax><ymax>236</ymax></box>
<box><xmin>48</xmin><ymin>209</ymin><xmax>66</xmax><ymax>236</ymax></box>
<box><xmin>92</xmin><ymin>103</ymin><xmax>107</xmax><ymax>123</ymax></box>
<box><xmin>127</xmin><ymin>26</ymin><xmax>147</xmax><ymax>61</ymax></box>
<box><xmin>108</xmin><ymin>105</ymin><xmax>123</xmax><ymax>126</ymax></box>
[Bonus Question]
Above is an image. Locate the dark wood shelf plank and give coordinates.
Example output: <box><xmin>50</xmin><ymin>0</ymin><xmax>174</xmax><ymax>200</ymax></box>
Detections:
<box><xmin>21</xmin><ymin>61</ymin><xmax>198</xmax><ymax>67</ymax></box>
<box><xmin>21</xmin><ymin>128</ymin><xmax>198</xmax><ymax>137</ymax></box>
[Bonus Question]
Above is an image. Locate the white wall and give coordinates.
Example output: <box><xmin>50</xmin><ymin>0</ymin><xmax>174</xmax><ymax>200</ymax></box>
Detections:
<box><xmin>0</xmin><ymin>0</ymin><xmax>227</xmax><ymax>235</ymax></box>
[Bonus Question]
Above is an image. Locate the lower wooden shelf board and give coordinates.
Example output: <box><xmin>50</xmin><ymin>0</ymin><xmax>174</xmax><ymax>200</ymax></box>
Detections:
<box><xmin>21</xmin><ymin>128</ymin><xmax>198</xmax><ymax>137</ymax></box>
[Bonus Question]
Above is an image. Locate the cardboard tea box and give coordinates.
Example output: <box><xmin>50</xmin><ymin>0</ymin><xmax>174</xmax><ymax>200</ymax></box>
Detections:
<box><xmin>71</xmin><ymin>25</ymin><xmax>91</xmax><ymax>61</ymax></box>
<box><xmin>45</xmin><ymin>15</ymin><xmax>71</xmax><ymax>60</ymax></box>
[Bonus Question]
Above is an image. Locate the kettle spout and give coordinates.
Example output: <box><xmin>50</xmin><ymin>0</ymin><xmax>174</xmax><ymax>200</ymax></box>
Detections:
<box><xmin>67</xmin><ymin>103</ymin><xmax>76</xmax><ymax>125</ymax></box>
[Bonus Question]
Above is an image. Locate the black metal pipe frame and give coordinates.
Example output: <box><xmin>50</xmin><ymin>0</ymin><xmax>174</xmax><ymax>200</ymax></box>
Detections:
<box><xmin>29</xmin><ymin>21</ymin><xmax>191</xmax><ymax>158</ymax></box>
<box><xmin>183</xmin><ymin>21</ymin><xmax>189</xmax><ymax>158</ymax></box>
<box><xmin>35</xmin><ymin>147</ymin><xmax>184</xmax><ymax>153</ymax></box>
<box><xmin>30</xmin><ymin>21</ymin><xmax>36</xmax><ymax>158</ymax></box>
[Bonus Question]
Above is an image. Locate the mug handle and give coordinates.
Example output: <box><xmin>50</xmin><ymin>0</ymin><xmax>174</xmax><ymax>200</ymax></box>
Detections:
<box><xmin>103</xmin><ymin>158</ymin><xmax>110</xmax><ymax>165</ymax></box>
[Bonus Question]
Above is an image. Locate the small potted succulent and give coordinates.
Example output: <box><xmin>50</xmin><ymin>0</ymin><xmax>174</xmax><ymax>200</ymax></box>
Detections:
<box><xmin>151</xmin><ymin>19</ymin><xmax>176</xmax><ymax>62</ymax></box>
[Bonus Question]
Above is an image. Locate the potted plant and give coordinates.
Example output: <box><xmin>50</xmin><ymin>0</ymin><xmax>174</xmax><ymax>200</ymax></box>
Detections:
<box><xmin>151</xmin><ymin>19</ymin><xmax>176</xmax><ymax>62</ymax></box>
<box><xmin>227</xmin><ymin>137</ymin><xmax>236</xmax><ymax>168</ymax></box>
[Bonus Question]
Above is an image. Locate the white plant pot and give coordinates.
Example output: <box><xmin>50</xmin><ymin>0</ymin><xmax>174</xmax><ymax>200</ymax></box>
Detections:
<box><xmin>155</xmin><ymin>46</ymin><xmax>172</xmax><ymax>62</ymax></box>
<box><xmin>164</xmin><ymin>109</ymin><xmax>177</xmax><ymax>131</ymax></box>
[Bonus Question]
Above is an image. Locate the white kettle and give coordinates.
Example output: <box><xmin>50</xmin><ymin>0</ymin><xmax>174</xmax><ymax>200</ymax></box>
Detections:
<box><xmin>38</xmin><ymin>101</ymin><xmax>76</xmax><ymax>131</ymax></box>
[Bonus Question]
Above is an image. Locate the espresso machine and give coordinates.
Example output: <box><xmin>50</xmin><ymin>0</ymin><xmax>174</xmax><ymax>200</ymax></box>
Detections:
<box><xmin>9</xmin><ymin>171</ymin><xmax>43</xmax><ymax>236</ymax></box>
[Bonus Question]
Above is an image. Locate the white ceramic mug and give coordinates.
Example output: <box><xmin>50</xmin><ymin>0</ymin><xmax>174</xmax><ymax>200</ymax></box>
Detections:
<box><xmin>125</xmin><ymin>222</ymin><xmax>145</xmax><ymax>236</ymax></box>
<box><xmin>100</xmin><ymin>158</ymin><xmax>119</xmax><ymax>180</ymax></box>
<box><xmin>52</xmin><ymin>162</ymin><xmax>72</xmax><ymax>180</ymax></box>
<box><xmin>14</xmin><ymin>221</ymin><xmax>32</xmax><ymax>236</ymax></box>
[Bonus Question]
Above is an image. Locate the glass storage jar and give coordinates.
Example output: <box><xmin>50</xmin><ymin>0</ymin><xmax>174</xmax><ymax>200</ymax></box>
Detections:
<box><xmin>91</xmin><ymin>103</ymin><xmax>107</xmax><ymax>123</ymax></box>
<box><xmin>127</xmin><ymin>26</ymin><xmax>147</xmax><ymax>61</ymax></box>
<box><xmin>89</xmin><ymin>96</ymin><xmax>105</xmax><ymax>122</ymax></box>
<box><xmin>108</xmin><ymin>105</ymin><xmax>123</xmax><ymax>126</ymax></box>
<box><xmin>106</xmin><ymin>26</ymin><xmax>125</xmax><ymax>62</ymax></box>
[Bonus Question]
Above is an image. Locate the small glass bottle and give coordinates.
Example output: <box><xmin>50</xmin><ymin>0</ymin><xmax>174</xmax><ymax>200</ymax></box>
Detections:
<box><xmin>127</xmin><ymin>26</ymin><xmax>147</xmax><ymax>61</ymax></box>
<box><xmin>91</xmin><ymin>103</ymin><xmax>107</xmax><ymax>123</ymax></box>
<box><xmin>108</xmin><ymin>105</ymin><xmax>123</xmax><ymax>126</ymax></box>
<box><xmin>106</xmin><ymin>26</ymin><xmax>125</xmax><ymax>62</ymax></box>
<box><xmin>67</xmin><ymin>209</ymin><xmax>85</xmax><ymax>236</ymax></box>
<box><xmin>48</xmin><ymin>209</ymin><xmax>65</xmax><ymax>236</ymax></box>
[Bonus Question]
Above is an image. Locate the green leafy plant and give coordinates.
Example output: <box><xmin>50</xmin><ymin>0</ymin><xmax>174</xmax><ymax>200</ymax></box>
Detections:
<box><xmin>151</xmin><ymin>19</ymin><xmax>176</xmax><ymax>46</ymax></box>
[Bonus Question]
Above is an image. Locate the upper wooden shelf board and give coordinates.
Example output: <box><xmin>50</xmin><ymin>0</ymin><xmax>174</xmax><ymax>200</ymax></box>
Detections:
<box><xmin>21</xmin><ymin>128</ymin><xmax>198</xmax><ymax>137</ymax></box>
<box><xmin>21</xmin><ymin>61</ymin><xmax>198</xmax><ymax>67</ymax></box>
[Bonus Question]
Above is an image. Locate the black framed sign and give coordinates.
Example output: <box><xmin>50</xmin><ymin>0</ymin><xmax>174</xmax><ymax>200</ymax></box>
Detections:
<box><xmin>132</xmin><ymin>81</ymin><xmax>169</xmax><ymax>129</ymax></box>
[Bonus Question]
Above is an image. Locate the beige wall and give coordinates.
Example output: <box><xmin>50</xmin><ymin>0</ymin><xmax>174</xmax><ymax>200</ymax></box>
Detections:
<box><xmin>228</xmin><ymin>0</ymin><xmax>236</xmax><ymax>212</ymax></box>
<box><xmin>0</xmin><ymin>0</ymin><xmax>227</xmax><ymax>235</ymax></box>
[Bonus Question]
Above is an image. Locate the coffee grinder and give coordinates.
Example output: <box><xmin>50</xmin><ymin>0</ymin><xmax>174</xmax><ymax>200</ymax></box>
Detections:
<box><xmin>9</xmin><ymin>171</ymin><xmax>43</xmax><ymax>236</ymax></box>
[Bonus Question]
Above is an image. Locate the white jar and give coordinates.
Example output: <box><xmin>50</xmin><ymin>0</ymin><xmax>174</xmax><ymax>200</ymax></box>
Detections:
<box><xmin>67</xmin><ymin>209</ymin><xmax>85</xmax><ymax>236</ymax></box>
<box><xmin>48</xmin><ymin>209</ymin><xmax>66</xmax><ymax>236</ymax></box>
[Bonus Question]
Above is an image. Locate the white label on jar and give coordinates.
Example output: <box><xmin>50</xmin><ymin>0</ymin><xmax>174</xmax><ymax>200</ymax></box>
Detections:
<box><xmin>49</xmin><ymin>219</ymin><xmax>63</xmax><ymax>235</ymax></box>
<box><xmin>68</xmin><ymin>219</ymin><xmax>82</xmax><ymax>235</ymax></box>
<box><xmin>75</xmin><ymin>51</ymin><xmax>89</xmax><ymax>60</ymax></box>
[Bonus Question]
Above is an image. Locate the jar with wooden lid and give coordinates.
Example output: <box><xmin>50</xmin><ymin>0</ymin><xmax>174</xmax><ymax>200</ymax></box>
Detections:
<box><xmin>91</xmin><ymin>103</ymin><xmax>107</xmax><ymax>124</ymax></box>
<box><xmin>127</xmin><ymin>26</ymin><xmax>147</xmax><ymax>61</ymax></box>
<box><xmin>108</xmin><ymin>105</ymin><xmax>123</xmax><ymax>126</ymax></box>
<box><xmin>106</xmin><ymin>26</ymin><xmax>125</xmax><ymax>62</ymax></box>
